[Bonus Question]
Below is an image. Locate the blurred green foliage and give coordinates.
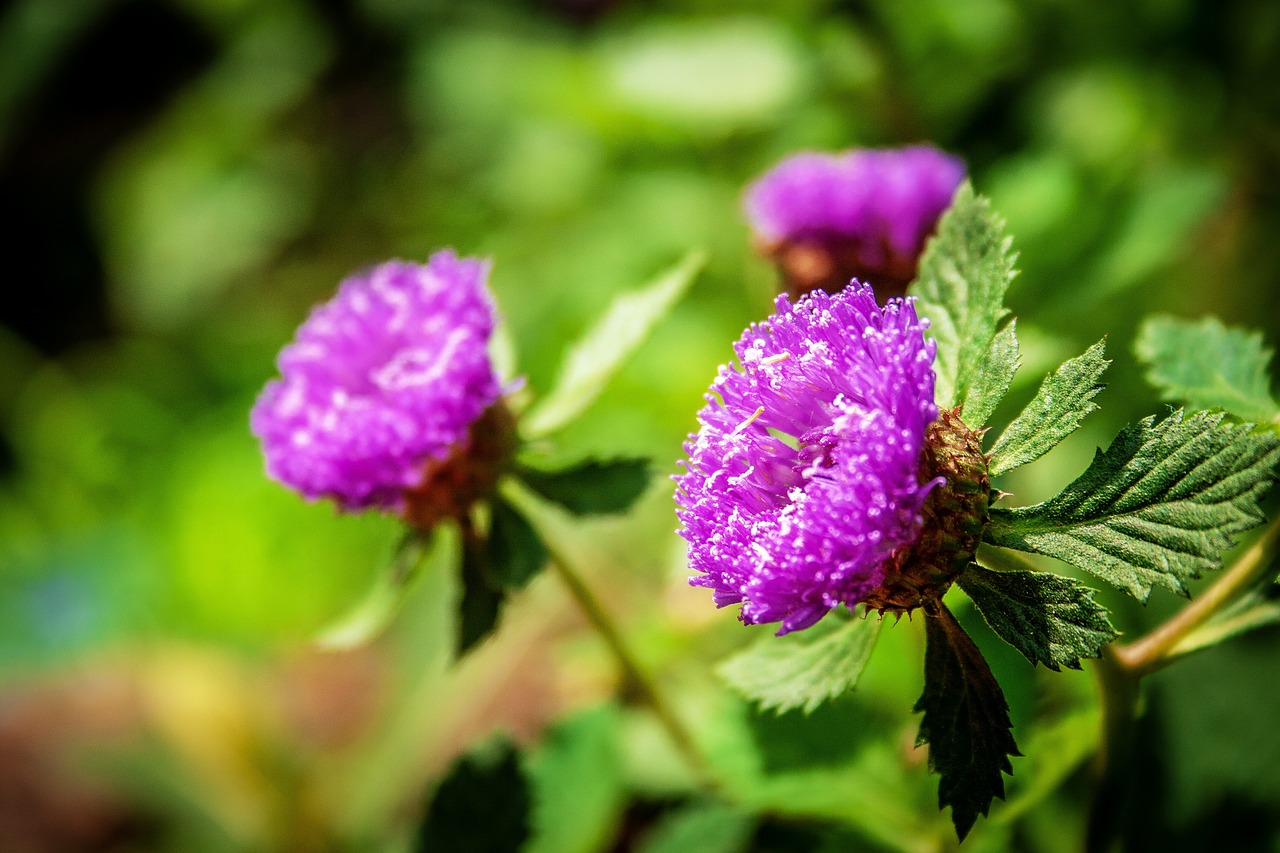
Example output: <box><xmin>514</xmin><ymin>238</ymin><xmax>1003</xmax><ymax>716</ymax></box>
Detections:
<box><xmin>2</xmin><ymin>0</ymin><xmax>1280</xmax><ymax>849</ymax></box>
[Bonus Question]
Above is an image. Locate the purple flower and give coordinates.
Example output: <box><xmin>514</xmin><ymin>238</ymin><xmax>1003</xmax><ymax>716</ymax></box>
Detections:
<box><xmin>744</xmin><ymin>145</ymin><xmax>965</xmax><ymax>301</ymax></box>
<box><xmin>674</xmin><ymin>283</ymin><xmax>940</xmax><ymax>634</ymax></box>
<box><xmin>251</xmin><ymin>251</ymin><xmax>503</xmax><ymax>513</ymax></box>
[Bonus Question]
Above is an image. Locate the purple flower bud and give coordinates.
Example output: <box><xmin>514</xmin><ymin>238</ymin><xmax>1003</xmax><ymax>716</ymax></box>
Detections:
<box><xmin>745</xmin><ymin>145</ymin><xmax>965</xmax><ymax>302</ymax></box>
<box><xmin>251</xmin><ymin>251</ymin><xmax>507</xmax><ymax>516</ymax></box>
<box><xmin>674</xmin><ymin>283</ymin><xmax>944</xmax><ymax>634</ymax></box>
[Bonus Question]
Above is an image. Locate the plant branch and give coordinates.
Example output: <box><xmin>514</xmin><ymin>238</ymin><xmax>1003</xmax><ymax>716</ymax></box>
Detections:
<box><xmin>1113</xmin><ymin>515</ymin><xmax>1280</xmax><ymax>676</ymax></box>
<box><xmin>538</xmin><ymin>531</ymin><xmax>716</xmax><ymax>790</ymax></box>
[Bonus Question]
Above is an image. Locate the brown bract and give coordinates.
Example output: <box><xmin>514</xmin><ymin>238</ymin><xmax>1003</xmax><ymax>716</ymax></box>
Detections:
<box><xmin>863</xmin><ymin>407</ymin><xmax>989</xmax><ymax>614</ymax></box>
<box><xmin>402</xmin><ymin>402</ymin><xmax>518</xmax><ymax>530</ymax></box>
<box><xmin>758</xmin><ymin>234</ymin><xmax>919</xmax><ymax>304</ymax></box>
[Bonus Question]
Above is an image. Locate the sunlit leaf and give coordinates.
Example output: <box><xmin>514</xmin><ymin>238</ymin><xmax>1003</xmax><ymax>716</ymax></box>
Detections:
<box><xmin>988</xmin><ymin>338</ymin><xmax>1110</xmax><ymax>477</ymax></box>
<box><xmin>962</xmin><ymin>319</ymin><xmax>1021</xmax><ymax>428</ymax></box>
<box><xmin>636</xmin><ymin>802</ymin><xmax>754</xmax><ymax>853</ymax></box>
<box><xmin>1136</xmin><ymin>315</ymin><xmax>1279</xmax><ymax>423</ymax></box>
<box><xmin>913</xmin><ymin>184</ymin><xmax>1018</xmax><ymax>415</ymax></box>
<box><xmin>526</xmin><ymin>706</ymin><xmax>626</xmax><ymax>853</ymax></box>
<box><xmin>717</xmin><ymin>610</ymin><xmax>881</xmax><ymax>715</ymax></box>
<box><xmin>985</xmin><ymin>410</ymin><xmax>1280</xmax><ymax>601</ymax></box>
<box><xmin>524</xmin><ymin>251</ymin><xmax>704</xmax><ymax>438</ymax></box>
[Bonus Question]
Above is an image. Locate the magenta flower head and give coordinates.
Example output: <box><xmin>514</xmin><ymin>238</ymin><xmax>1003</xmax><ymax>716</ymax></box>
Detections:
<box><xmin>745</xmin><ymin>145</ymin><xmax>965</xmax><ymax>302</ymax></box>
<box><xmin>675</xmin><ymin>283</ymin><xmax>987</xmax><ymax>634</ymax></box>
<box><xmin>251</xmin><ymin>251</ymin><xmax>514</xmax><ymax>526</ymax></box>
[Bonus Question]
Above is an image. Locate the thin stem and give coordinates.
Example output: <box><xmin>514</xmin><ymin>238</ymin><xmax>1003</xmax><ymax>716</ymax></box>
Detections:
<box><xmin>1113</xmin><ymin>515</ymin><xmax>1280</xmax><ymax>676</ymax></box>
<box><xmin>1086</xmin><ymin>645</ymin><xmax>1140</xmax><ymax>853</ymax></box>
<box><xmin>539</xmin><ymin>535</ymin><xmax>716</xmax><ymax>789</ymax></box>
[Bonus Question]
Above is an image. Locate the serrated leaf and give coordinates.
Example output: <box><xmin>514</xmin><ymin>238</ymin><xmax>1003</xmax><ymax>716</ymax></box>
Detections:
<box><xmin>962</xmin><ymin>319</ymin><xmax>1021</xmax><ymax>428</ymax></box>
<box><xmin>984</xmin><ymin>410</ymin><xmax>1280</xmax><ymax>601</ymax></box>
<box><xmin>416</xmin><ymin>741</ymin><xmax>531</xmax><ymax>853</ymax></box>
<box><xmin>488</xmin><ymin>495</ymin><xmax>548</xmax><ymax>588</ymax></box>
<box><xmin>914</xmin><ymin>602</ymin><xmax>1018</xmax><ymax>841</ymax></box>
<box><xmin>717</xmin><ymin>610</ymin><xmax>881</xmax><ymax>715</ymax></box>
<box><xmin>988</xmin><ymin>339</ymin><xmax>1110</xmax><ymax>477</ymax></box>
<box><xmin>957</xmin><ymin>564</ymin><xmax>1117</xmax><ymax>670</ymax></box>
<box><xmin>1136</xmin><ymin>314</ymin><xmax>1279</xmax><ymax>423</ymax></box>
<box><xmin>518</xmin><ymin>457</ymin><xmax>652</xmax><ymax>515</ymax></box>
<box><xmin>315</xmin><ymin>530</ymin><xmax>439</xmax><ymax>650</ymax></box>
<box><xmin>524</xmin><ymin>251</ymin><xmax>704</xmax><ymax>438</ymax></box>
<box><xmin>913</xmin><ymin>183</ymin><xmax>1018</xmax><ymax>411</ymax></box>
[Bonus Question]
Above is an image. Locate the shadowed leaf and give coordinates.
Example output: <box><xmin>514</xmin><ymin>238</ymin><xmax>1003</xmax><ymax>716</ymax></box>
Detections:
<box><xmin>518</xmin><ymin>457</ymin><xmax>652</xmax><ymax>515</ymax></box>
<box><xmin>915</xmin><ymin>602</ymin><xmax>1018</xmax><ymax>840</ymax></box>
<box><xmin>958</xmin><ymin>564</ymin><xmax>1117</xmax><ymax>670</ymax></box>
<box><xmin>416</xmin><ymin>741</ymin><xmax>531</xmax><ymax>853</ymax></box>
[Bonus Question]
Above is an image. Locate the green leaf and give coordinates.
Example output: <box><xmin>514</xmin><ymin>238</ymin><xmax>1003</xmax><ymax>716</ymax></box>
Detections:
<box><xmin>524</xmin><ymin>251</ymin><xmax>704</xmax><ymax>438</ymax></box>
<box><xmin>717</xmin><ymin>609</ymin><xmax>881</xmax><ymax>715</ymax></box>
<box><xmin>517</xmin><ymin>457</ymin><xmax>652</xmax><ymax>515</ymax></box>
<box><xmin>416</xmin><ymin>741</ymin><xmax>531</xmax><ymax>853</ymax></box>
<box><xmin>487</xmin><ymin>495</ymin><xmax>548</xmax><ymax>589</ymax></box>
<box><xmin>454</xmin><ymin>499</ymin><xmax>549</xmax><ymax>654</ymax></box>
<box><xmin>315</xmin><ymin>530</ymin><xmax>439</xmax><ymax>650</ymax></box>
<box><xmin>636</xmin><ymin>802</ymin><xmax>754</xmax><ymax>853</ymax></box>
<box><xmin>995</xmin><ymin>707</ymin><xmax>1100</xmax><ymax>825</ymax></box>
<box><xmin>985</xmin><ymin>410</ymin><xmax>1280</xmax><ymax>601</ymax></box>
<box><xmin>913</xmin><ymin>183</ymin><xmax>1018</xmax><ymax>413</ymax></box>
<box><xmin>957</xmin><ymin>564</ymin><xmax>1118</xmax><ymax>670</ymax></box>
<box><xmin>1136</xmin><ymin>314</ymin><xmax>1279</xmax><ymax>423</ymax></box>
<box><xmin>457</xmin><ymin>523</ymin><xmax>504</xmax><ymax>654</ymax></box>
<box><xmin>988</xmin><ymin>339</ymin><xmax>1110</xmax><ymax>477</ymax></box>
<box><xmin>961</xmin><ymin>318</ymin><xmax>1021</xmax><ymax>429</ymax></box>
<box><xmin>526</xmin><ymin>706</ymin><xmax>626</xmax><ymax>853</ymax></box>
<box><xmin>914</xmin><ymin>602</ymin><xmax>1018</xmax><ymax>841</ymax></box>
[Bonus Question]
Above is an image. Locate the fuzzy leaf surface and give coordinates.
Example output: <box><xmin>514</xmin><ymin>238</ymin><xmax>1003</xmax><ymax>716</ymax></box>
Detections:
<box><xmin>717</xmin><ymin>610</ymin><xmax>881</xmax><ymax>715</ymax></box>
<box><xmin>913</xmin><ymin>183</ymin><xmax>1018</xmax><ymax>412</ymax></box>
<box><xmin>988</xmin><ymin>339</ymin><xmax>1110</xmax><ymax>477</ymax></box>
<box><xmin>985</xmin><ymin>410</ymin><xmax>1280</xmax><ymax>601</ymax></box>
<box><xmin>915</xmin><ymin>602</ymin><xmax>1018</xmax><ymax>841</ymax></box>
<box><xmin>524</xmin><ymin>251</ymin><xmax>703</xmax><ymax>437</ymax></box>
<box><xmin>416</xmin><ymin>741</ymin><xmax>531</xmax><ymax>853</ymax></box>
<box><xmin>963</xmin><ymin>319</ymin><xmax>1021</xmax><ymax>428</ymax></box>
<box><xmin>957</xmin><ymin>564</ymin><xmax>1117</xmax><ymax>670</ymax></box>
<box><xmin>1136</xmin><ymin>315</ymin><xmax>1279</xmax><ymax>423</ymax></box>
<box><xmin>518</xmin><ymin>458</ymin><xmax>652</xmax><ymax>515</ymax></box>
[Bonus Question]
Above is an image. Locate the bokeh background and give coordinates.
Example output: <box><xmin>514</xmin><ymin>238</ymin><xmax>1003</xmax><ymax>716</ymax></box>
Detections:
<box><xmin>3</xmin><ymin>0</ymin><xmax>1280</xmax><ymax>850</ymax></box>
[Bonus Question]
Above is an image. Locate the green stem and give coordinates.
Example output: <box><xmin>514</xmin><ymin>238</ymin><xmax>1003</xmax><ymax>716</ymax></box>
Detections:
<box><xmin>539</xmin><ymin>534</ymin><xmax>716</xmax><ymax>790</ymax></box>
<box><xmin>1085</xmin><ymin>645</ymin><xmax>1140</xmax><ymax>853</ymax></box>
<box><xmin>1113</xmin><ymin>515</ymin><xmax>1280</xmax><ymax>676</ymax></box>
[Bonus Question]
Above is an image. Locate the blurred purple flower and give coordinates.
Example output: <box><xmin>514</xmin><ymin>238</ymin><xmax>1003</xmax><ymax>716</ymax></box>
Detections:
<box><xmin>674</xmin><ymin>283</ymin><xmax>940</xmax><ymax>634</ymax></box>
<box><xmin>745</xmin><ymin>145</ymin><xmax>965</xmax><ymax>301</ymax></box>
<box><xmin>251</xmin><ymin>251</ymin><xmax>503</xmax><ymax>513</ymax></box>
